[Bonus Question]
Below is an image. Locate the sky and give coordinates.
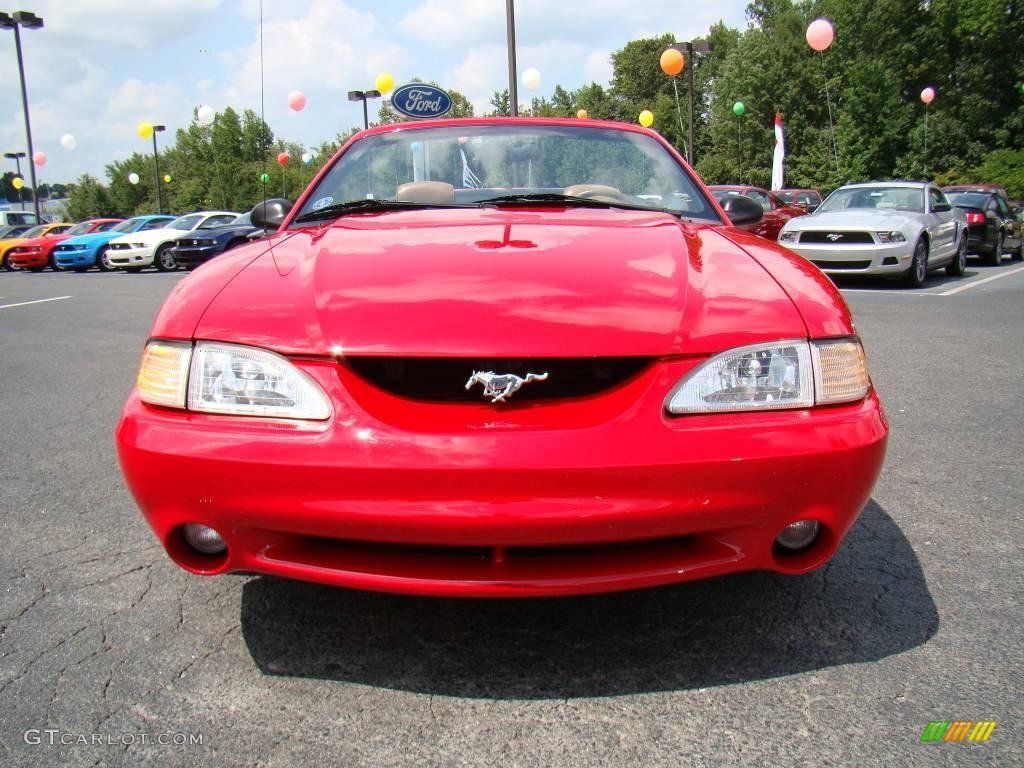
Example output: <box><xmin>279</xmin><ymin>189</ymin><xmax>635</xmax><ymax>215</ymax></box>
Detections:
<box><xmin>0</xmin><ymin>0</ymin><xmax>749</xmax><ymax>186</ymax></box>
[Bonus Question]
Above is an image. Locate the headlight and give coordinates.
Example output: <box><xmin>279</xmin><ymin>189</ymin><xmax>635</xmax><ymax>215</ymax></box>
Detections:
<box><xmin>136</xmin><ymin>340</ymin><xmax>331</xmax><ymax>420</ymax></box>
<box><xmin>876</xmin><ymin>231</ymin><xmax>905</xmax><ymax>243</ymax></box>
<box><xmin>666</xmin><ymin>338</ymin><xmax>869</xmax><ymax>415</ymax></box>
<box><xmin>778</xmin><ymin>231</ymin><xmax>798</xmax><ymax>243</ymax></box>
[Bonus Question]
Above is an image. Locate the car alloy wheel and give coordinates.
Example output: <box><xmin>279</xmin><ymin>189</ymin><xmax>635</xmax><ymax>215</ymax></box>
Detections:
<box><xmin>155</xmin><ymin>244</ymin><xmax>177</xmax><ymax>272</ymax></box>
<box><xmin>946</xmin><ymin>236</ymin><xmax>967</xmax><ymax>277</ymax></box>
<box><xmin>1</xmin><ymin>253</ymin><xmax>13</xmax><ymax>271</ymax></box>
<box><xmin>96</xmin><ymin>247</ymin><xmax>113</xmax><ymax>272</ymax></box>
<box><xmin>904</xmin><ymin>238</ymin><xmax>928</xmax><ymax>288</ymax></box>
<box><xmin>988</xmin><ymin>233</ymin><xmax>1002</xmax><ymax>266</ymax></box>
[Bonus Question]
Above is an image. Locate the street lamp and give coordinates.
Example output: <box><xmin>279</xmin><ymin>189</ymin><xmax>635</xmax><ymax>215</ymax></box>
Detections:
<box><xmin>348</xmin><ymin>90</ymin><xmax>381</xmax><ymax>130</ymax></box>
<box><xmin>505</xmin><ymin>0</ymin><xmax>518</xmax><ymax>117</ymax></box>
<box><xmin>151</xmin><ymin>124</ymin><xmax>166</xmax><ymax>214</ymax></box>
<box><xmin>4</xmin><ymin>151</ymin><xmax>26</xmax><ymax>210</ymax></box>
<box><xmin>0</xmin><ymin>10</ymin><xmax>44</xmax><ymax>221</ymax></box>
<box><xmin>666</xmin><ymin>40</ymin><xmax>715</xmax><ymax>167</ymax></box>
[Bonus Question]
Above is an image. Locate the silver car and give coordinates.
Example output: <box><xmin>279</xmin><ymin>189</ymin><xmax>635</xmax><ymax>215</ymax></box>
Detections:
<box><xmin>779</xmin><ymin>182</ymin><xmax>967</xmax><ymax>287</ymax></box>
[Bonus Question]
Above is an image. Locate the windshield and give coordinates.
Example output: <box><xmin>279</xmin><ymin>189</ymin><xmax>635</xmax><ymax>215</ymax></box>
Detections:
<box><xmin>167</xmin><ymin>214</ymin><xmax>203</xmax><ymax>231</ymax></box>
<box><xmin>292</xmin><ymin>123</ymin><xmax>718</xmax><ymax>225</ymax></box>
<box><xmin>21</xmin><ymin>225</ymin><xmax>46</xmax><ymax>238</ymax></box>
<box><xmin>112</xmin><ymin>218</ymin><xmax>145</xmax><ymax>233</ymax></box>
<box><xmin>66</xmin><ymin>222</ymin><xmax>100</xmax><ymax>235</ymax></box>
<box><xmin>818</xmin><ymin>186</ymin><xmax>924</xmax><ymax>214</ymax></box>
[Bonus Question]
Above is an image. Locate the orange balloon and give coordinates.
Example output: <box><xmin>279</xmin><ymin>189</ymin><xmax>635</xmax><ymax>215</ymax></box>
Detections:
<box><xmin>660</xmin><ymin>48</ymin><xmax>685</xmax><ymax>77</ymax></box>
<box><xmin>577</xmin><ymin>109</ymin><xmax>588</xmax><ymax>119</ymax></box>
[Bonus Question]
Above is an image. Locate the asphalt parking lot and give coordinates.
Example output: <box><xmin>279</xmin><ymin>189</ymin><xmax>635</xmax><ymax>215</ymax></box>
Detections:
<box><xmin>1</xmin><ymin>258</ymin><xmax>1022</xmax><ymax>767</ymax></box>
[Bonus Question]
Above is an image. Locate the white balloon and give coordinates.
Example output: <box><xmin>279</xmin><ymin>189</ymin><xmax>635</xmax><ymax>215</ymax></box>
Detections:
<box><xmin>60</xmin><ymin>134</ymin><xmax>77</xmax><ymax>151</ymax></box>
<box><xmin>128</xmin><ymin>172</ymin><xmax>140</xmax><ymax>185</ymax></box>
<box><xmin>197</xmin><ymin>105</ymin><xmax>216</xmax><ymax>126</ymax></box>
<box><xmin>301</xmin><ymin>152</ymin><xmax>313</xmax><ymax>164</ymax></box>
<box><xmin>522</xmin><ymin>67</ymin><xmax>542</xmax><ymax>91</ymax></box>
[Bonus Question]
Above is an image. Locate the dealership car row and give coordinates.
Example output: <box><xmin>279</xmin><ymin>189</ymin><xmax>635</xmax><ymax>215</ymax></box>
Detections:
<box><xmin>1</xmin><ymin>182</ymin><xmax>1021</xmax><ymax>284</ymax></box>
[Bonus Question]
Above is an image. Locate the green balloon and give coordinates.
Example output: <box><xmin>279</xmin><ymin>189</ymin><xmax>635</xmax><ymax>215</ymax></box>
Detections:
<box><xmin>260</xmin><ymin>172</ymin><xmax>270</xmax><ymax>184</ymax></box>
<box><xmin>733</xmin><ymin>101</ymin><xmax>745</xmax><ymax>116</ymax></box>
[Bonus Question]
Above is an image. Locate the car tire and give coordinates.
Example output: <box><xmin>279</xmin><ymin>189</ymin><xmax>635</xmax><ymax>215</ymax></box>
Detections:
<box><xmin>946</xmin><ymin>235</ymin><xmax>967</xmax><ymax>277</ymax></box>
<box><xmin>987</xmin><ymin>232</ymin><xmax>1002</xmax><ymax>266</ymax></box>
<box><xmin>155</xmin><ymin>244</ymin><xmax>177</xmax><ymax>272</ymax></box>
<box><xmin>904</xmin><ymin>238</ymin><xmax>928</xmax><ymax>288</ymax></box>
<box><xmin>1</xmin><ymin>253</ymin><xmax>13</xmax><ymax>271</ymax></box>
<box><xmin>96</xmin><ymin>247</ymin><xmax>113</xmax><ymax>272</ymax></box>
<box><xmin>49</xmin><ymin>253</ymin><xmax>61</xmax><ymax>271</ymax></box>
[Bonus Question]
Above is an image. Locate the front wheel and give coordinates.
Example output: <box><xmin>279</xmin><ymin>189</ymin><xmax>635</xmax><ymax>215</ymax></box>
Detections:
<box><xmin>1</xmin><ymin>253</ymin><xmax>14</xmax><ymax>271</ymax></box>
<box><xmin>154</xmin><ymin>244</ymin><xmax>177</xmax><ymax>272</ymax></box>
<box><xmin>96</xmin><ymin>246</ymin><xmax>113</xmax><ymax>272</ymax></box>
<box><xmin>946</xmin><ymin>236</ymin><xmax>967</xmax><ymax>276</ymax></box>
<box><xmin>904</xmin><ymin>238</ymin><xmax>928</xmax><ymax>288</ymax></box>
<box><xmin>987</xmin><ymin>232</ymin><xmax>1002</xmax><ymax>266</ymax></box>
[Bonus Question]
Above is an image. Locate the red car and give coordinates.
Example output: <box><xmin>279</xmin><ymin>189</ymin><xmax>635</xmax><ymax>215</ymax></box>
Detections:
<box><xmin>9</xmin><ymin>218</ymin><xmax>123</xmax><ymax>270</ymax></box>
<box><xmin>116</xmin><ymin>118</ymin><xmax>887</xmax><ymax>598</ymax></box>
<box><xmin>709</xmin><ymin>185</ymin><xmax>808</xmax><ymax>240</ymax></box>
<box><xmin>776</xmin><ymin>188</ymin><xmax>824</xmax><ymax>212</ymax></box>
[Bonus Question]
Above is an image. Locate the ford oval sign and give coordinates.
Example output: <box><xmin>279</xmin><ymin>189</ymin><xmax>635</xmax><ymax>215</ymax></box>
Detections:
<box><xmin>390</xmin><ymin>84</ymin><xmax>453</xmax><ymax>120</ymax></box>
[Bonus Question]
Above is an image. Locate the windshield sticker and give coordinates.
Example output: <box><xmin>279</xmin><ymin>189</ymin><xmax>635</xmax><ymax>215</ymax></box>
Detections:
<box><xmin>311</xmin><ymin>196</ymin><xmax>333</xmax><ymax>211</ymax></box>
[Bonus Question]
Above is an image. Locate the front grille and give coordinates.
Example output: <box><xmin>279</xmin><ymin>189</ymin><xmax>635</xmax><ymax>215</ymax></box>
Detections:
<box><xmin>811</xmin><ymin>260</ymin><xmax>872</xmax><ymax>270</ymax></box>
<box><xmin>345</xmin><ymin>357</ymin><xmax>652</xmax><ymax>402</ymax></box>
<box><xmin>799</xmin><ymin>231</ymin><xmax>874</xmax><ymax>244</ymax></box>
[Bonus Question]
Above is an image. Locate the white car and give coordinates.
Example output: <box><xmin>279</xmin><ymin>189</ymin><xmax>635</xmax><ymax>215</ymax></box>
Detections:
<box><xmin>107</xmin><ymin>211</ymin><xmax>239</xmax><ymax>271</ymax></box>
<box><xmin>778</xmin><ymin>182</ymin><xmax>967</xmax><ymax>287</ymax></box>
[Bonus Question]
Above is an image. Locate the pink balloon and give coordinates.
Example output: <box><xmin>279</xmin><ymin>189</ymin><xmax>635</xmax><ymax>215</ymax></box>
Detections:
<box><xmin>806</xmin><ymin>18</ymin><xmax>834</xmax><ymax>52</ymax></box>
<box><xmin>920</xmin><ymin>87</ymin><xmax>935</xmax><ymax>105</ymax></box>
<box><xmin>287</xmin><ymin>90</ymin><xmax>306</xmax><ymax>111</ymax></box>
<box><xmin>277</xmin><ymin>151</ymin><xmax>290</xmax><ymax>166</ymax></box>
<box><xmin>32</xmin><ymin>151</ymin><xmax>47</xmax><ymax>167</ymax></box>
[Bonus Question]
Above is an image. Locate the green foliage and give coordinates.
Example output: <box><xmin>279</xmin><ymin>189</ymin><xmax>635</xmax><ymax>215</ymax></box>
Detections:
<box><xmin>971</xmin><ymin>149</ymin><xmax>1024</xmax><ymax>198</ymax></box>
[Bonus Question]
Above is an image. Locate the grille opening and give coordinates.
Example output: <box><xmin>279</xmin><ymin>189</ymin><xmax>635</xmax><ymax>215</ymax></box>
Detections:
<box><xmin>344</xmin><ymin>357</ymin><xmax>653</xmax><ymax>402</ymax></box>
<box><xmin>799</xmin><ymin>231</ymin><xmax>874</xmax><ymax>244</ymax></box>
<box><xmin>811</xmin><ymin>259</ymin><xmax>872</xmax><ymax>270</ymax></box>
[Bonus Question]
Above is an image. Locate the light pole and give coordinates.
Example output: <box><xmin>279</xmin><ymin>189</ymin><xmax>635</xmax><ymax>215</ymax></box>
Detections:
<box><xmin>667</xmin><ymin>40</ymin><xmax>714</xmax><ymax>167</ymax></box>
<box><xmin>4</xmin><ymin>151</ymin><xmax>26</xmax><ymax>210</ymax></box>
<box><xmin>0</xmin><ymin>11</ymin><xmax>44</xmax><ymax>221</ymax></box>
<box><xmin>505</xmin><ymin>0</ymin><xmax>518</xmax><ymax>116</ymax></box>
<box><xmin>348</xmin><ymin>90</ymin><xmax>381</xmax><ymax>130</ymax></box>
<box><xmin>151</xmin><ymin>124</ymin><xmax>165</xmax><ymax>214</ymax></box>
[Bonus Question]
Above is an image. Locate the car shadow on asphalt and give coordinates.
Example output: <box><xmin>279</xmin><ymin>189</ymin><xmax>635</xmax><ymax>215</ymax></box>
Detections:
<box><xmin>239</xmin><ymin>500</ymin><xmax>937</xmax><ymax>698</ymax></box>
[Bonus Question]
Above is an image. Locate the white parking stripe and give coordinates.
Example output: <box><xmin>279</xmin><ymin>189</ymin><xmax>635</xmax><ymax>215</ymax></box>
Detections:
<box><xmin>935</xmin><ymin>265</ymin><xmax>1024</xmax><ymax>296</ymax></box>
<box><xmin>0</xmin><ymin>295</ymin><xmax>72</xmax><ymax>310</ymax></box>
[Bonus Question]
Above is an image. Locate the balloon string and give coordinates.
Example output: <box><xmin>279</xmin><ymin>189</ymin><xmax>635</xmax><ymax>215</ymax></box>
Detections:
<box><xmin>671</xmin><ymin>77</ymin><xmax>689</xmax><ymax>164</ymax></box>
<box><xmin>819</xmin><ymin>51</ymin><xmax>841</xmax><ymax>178</ymax></box>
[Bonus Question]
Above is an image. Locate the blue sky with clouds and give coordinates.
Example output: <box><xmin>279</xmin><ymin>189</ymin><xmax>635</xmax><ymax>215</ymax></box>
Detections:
<box><xmin>0</xmin><ymin>0</ymin><xmax>748</xmax><ymax>186</ymax></box>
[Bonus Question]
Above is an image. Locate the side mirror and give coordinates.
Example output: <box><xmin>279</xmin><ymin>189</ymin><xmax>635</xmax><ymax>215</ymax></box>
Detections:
<box><xmin>250</xmin><ymin>198</ymin><xmax>293</xmax><ymax>230</ymax></box>
<box><xmin>720</xmin><ymin>195</ymin><xmax>764</xmax><ymax>227</ymax></box>
<box><xmin>931</xmin><ymin>202</ymin><xmax>951</xmax><ymax>213</ymax></box>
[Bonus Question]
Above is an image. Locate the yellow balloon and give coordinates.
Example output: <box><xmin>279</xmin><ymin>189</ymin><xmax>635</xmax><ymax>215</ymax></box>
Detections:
<box><xmin>138</xmin><ymin>122</ymin><xmax>154</xmax><ymax>139</ymax></box>
<box><xmin>577</xmin><ymin>109</ymin><xmax>588</xmax><ymax>119</ymax></box>
<box><xmin>375</xmin><ymin>72</ymin><xmax>395</xmax><ymax>94</ymax></box>
<box><xmin>164</xmin><ymin>174</ymin><xmax>172</xmax><ymax>183</ymax></box>
<box><xmin>639</xmin><ymin>109</ymin><xmax>654</xmax><ymax>127</ymax></box>
<box><xmin>12</xmin><ymin>177</ymin><xmax>23</xmax><ymax>190</ymax></box>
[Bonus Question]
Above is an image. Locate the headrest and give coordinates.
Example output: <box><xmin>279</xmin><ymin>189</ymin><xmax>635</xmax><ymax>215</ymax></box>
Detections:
<box><xmin>396</xmin><ymin>181</ymin><xmax>455</xmax><ymax>205</ymax></box>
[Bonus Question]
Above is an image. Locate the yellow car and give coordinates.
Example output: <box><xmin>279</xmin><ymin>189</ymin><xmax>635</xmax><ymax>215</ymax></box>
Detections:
<box><xmin>1</xmin><ymin>222</ymin><xmax>74</xmax><ymax>270</ymax></box>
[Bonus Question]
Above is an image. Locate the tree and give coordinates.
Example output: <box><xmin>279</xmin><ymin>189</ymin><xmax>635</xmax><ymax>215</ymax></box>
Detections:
<box><xmin>66</xmin><ymin>175</ymin><xmax>113</xmax><ymax>220</ymax></box>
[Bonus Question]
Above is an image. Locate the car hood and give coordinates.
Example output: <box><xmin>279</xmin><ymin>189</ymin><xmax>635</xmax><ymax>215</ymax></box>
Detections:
<box><xmin>110</xmin><ymin>227</ymin><xmax>183</xmax><ymax>245</ymax></box>
<box><xmin>785</xmin><ymin>209</ymin><xmax>920</xmax><ymax>231</ymax></box>
<box><xmin>193</xmin><ymin>208</ymin><xmax>807</xmax><ymax>358</ymax></box>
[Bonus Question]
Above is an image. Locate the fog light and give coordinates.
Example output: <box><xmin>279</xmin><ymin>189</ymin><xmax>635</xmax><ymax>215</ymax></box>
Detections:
<box><xmin>182</xmin><ymin>523</ymin><xmax>226</xmax><ymax>555</ymax></box>
<box><xmin>775</xmin><ymin>520</ymin><xmax>821</xmax><ymax>551</ymax></box>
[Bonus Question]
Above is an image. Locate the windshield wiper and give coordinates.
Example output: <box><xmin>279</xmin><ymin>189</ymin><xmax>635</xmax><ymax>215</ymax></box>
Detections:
<box><xmin>476</xmin><ymin>193</ymin><xmax>666</xmax><ymax>213</ymax></box>
<box><xmin>293</xmin><ymin>198</ymin><xmax>476</xmax><ymax>224</ymax></box>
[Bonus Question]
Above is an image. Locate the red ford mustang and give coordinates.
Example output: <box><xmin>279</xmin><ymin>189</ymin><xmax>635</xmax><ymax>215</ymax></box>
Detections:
<box><xmin>116</xmin><ymin>118</ymin><xmax>887</xmax><ymax>598</ymax></box>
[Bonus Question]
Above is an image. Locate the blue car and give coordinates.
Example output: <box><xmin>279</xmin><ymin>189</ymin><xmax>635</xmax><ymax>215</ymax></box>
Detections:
<box><xmin>53</xmin><ymin>215</ymin><xmax>175</xmax><ymax>271</ymax></box>
<box><xmin>169</xmin><ymin>203</ymin><xmax>282</xmax><ymax>269</ymax></box>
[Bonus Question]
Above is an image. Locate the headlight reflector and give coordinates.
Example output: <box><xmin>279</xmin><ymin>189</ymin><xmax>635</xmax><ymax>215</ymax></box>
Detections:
<box><xmin>137</xmin><ymin>341</ymin><xmax>191</xmax><ymax>407</ymax></box>
<box><xmin>188</xmin><ymin>342</ymin><xmax>330</xmax><ymax>419</ymax></box>
<box><xmin>666</xmin><ymin>338</ymin><xmax>869</xmax><ymax>414</ymax></box>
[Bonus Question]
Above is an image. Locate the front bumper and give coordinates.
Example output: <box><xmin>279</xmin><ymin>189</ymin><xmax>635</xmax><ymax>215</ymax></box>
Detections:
<box><xmin>785</xmin><ymin>240</ymin><xmax>913</xmax><ymax>276</ymax></box>
<box><xmin>116</xmin><ymin>357</ymin><xmax>888</xmax><ymax>597</ymax></box>
<box><xmin>8</xmin><ymin>248</ymin><xmax>47</xmax><ymax>269</ymax></box>
<box><xmin>171</xmin><ymin>244</ymin><xmax>220</xmax><ymax>267</ymax></box>
<box><xmin>108</xmin><ymin>245</ymin><xmax>154</xmax><ymax>267</ymax></box>
<box><xmin>54</xmin><ymin>247</ymin><xmax>95</xmax><ymax>268</ymax></box>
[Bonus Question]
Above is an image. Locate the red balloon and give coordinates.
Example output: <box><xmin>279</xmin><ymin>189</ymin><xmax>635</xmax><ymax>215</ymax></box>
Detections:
<box><xmin>277</xmin><ymin>152</ymin><xmax>290</xmax><ymax>166</ymax></box>
<box><xmin>920</xmin><ymin>87</ymin><xmax>936</xmax><ymax>105</ymax></box>
<box><xmin>806</xmin><ymin>19</ymin><xmax>834</xmax><ymax>52</ymax></box>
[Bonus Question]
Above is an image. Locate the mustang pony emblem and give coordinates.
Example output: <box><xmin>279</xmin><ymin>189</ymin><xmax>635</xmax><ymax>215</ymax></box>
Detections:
<box><xmin>827</xmin><ymin>233</ymin><xmax>843</xmax><ymax>241</ymax></box>
<box><xmin>465</xmin><ymin>371</ymin><xmax>549</xmax><ymax>402</ymax></box>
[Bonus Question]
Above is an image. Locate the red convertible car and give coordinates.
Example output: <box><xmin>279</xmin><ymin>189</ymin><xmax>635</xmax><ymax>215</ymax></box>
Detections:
<box><xmin>116</xmin><ymin>118</ymin><xmax>887</xmax><ymax>598</ymax></box>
